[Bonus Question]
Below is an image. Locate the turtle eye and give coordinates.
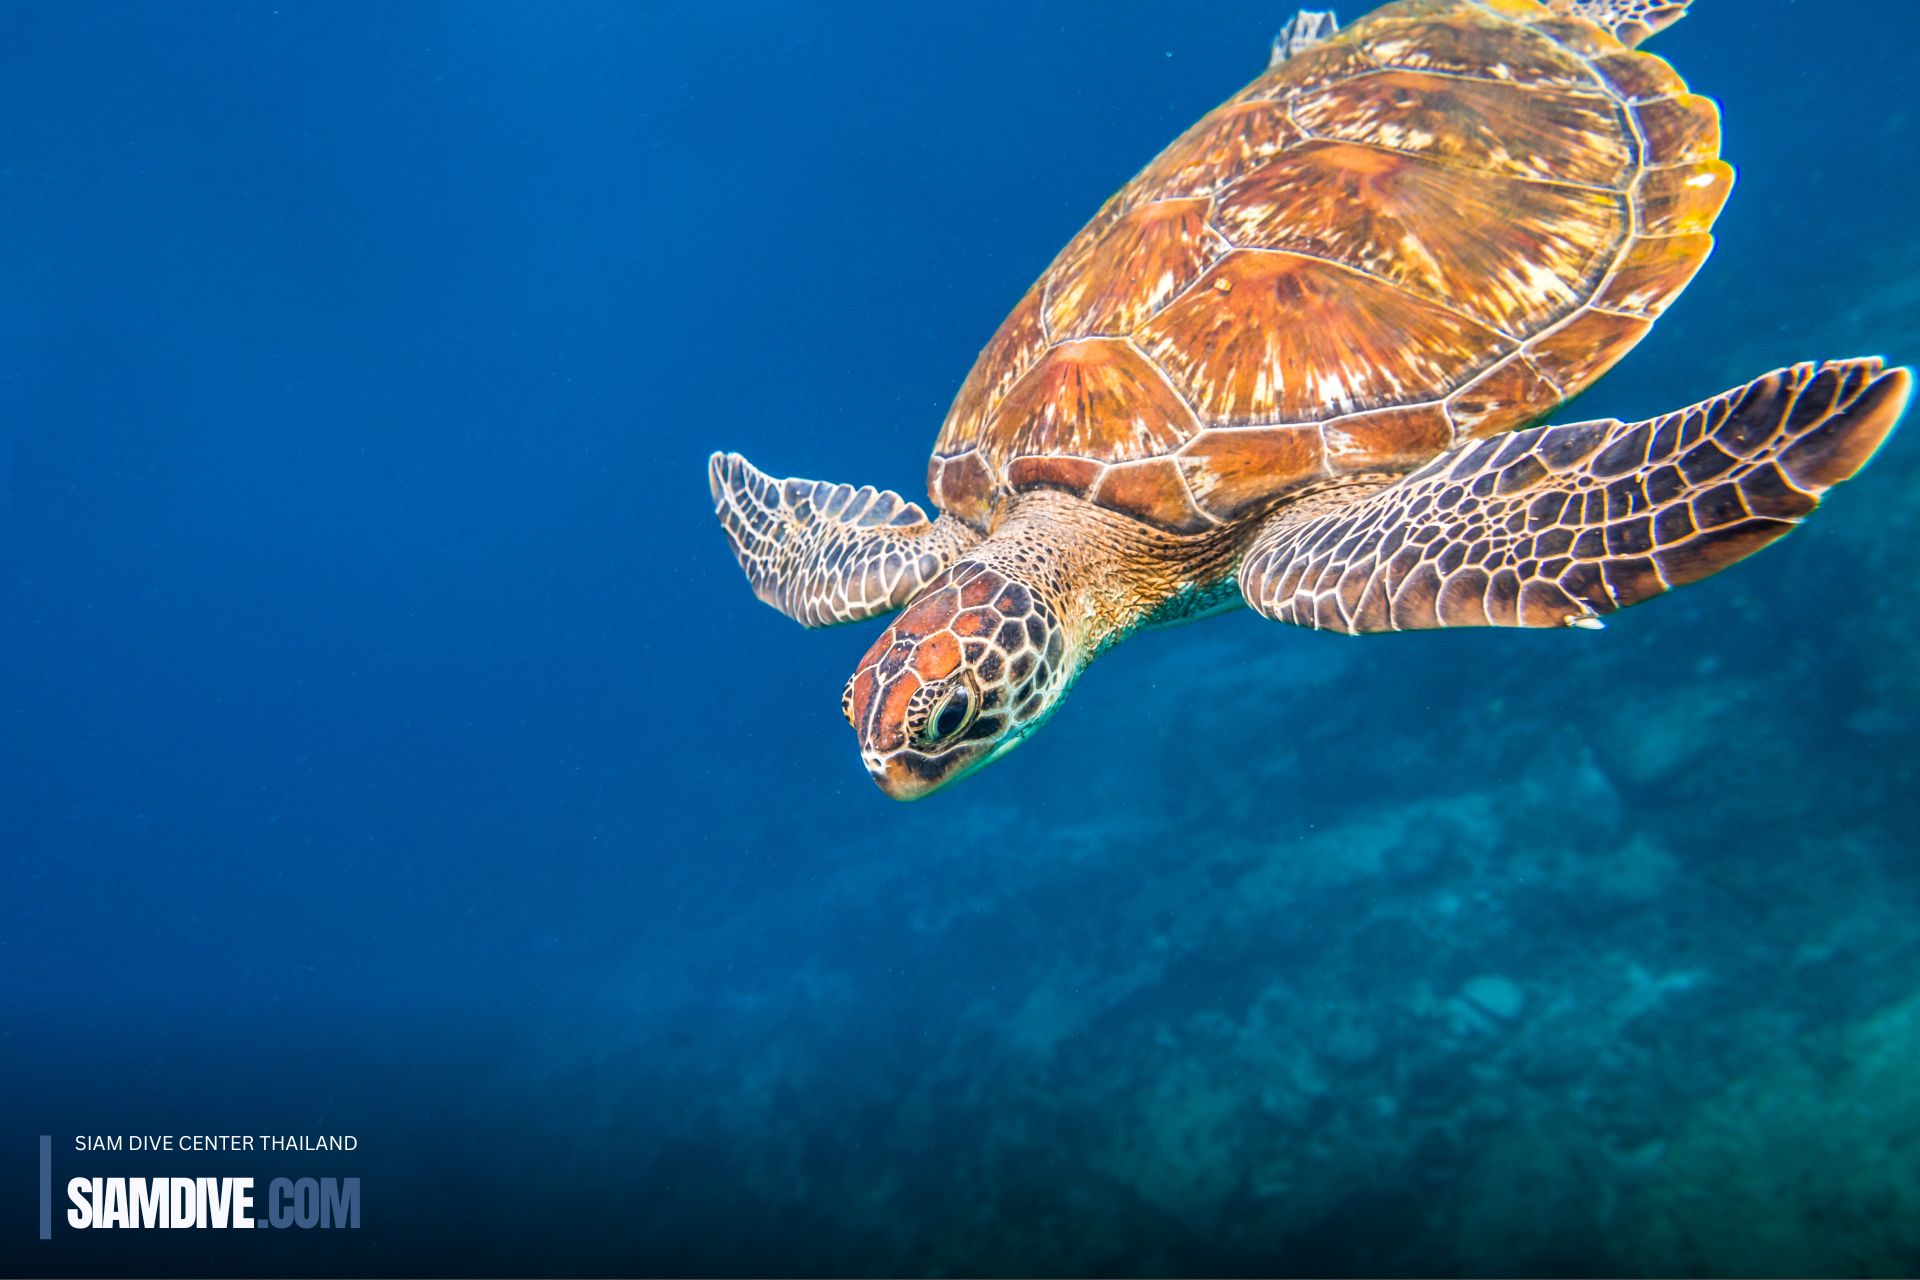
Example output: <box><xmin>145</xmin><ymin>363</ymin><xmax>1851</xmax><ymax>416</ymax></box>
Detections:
<box><xmin>922</xmin><ymin>683</ymin><xmax>977</xmax><ymax>745</ymax></box>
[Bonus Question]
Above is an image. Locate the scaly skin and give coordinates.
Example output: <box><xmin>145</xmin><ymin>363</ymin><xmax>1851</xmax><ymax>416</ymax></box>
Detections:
<box><xmin>717</xmin><ymin>360</ymin><xmax>1909</xmax><ymax>800</ymax></box>
<box><xmin>704</xmin><ymin>3</ymin><xmax>1911</xmax><ymax>799</ymax></box>
<box><xmin>1236</xmin><ymin>362</ymin><xmax>1912</xmax><ymax>633</ymax></box>
<box><xmin>841</xmin><ymin>491</ymin><xmax>1249</xmax><ymax>799</ymax></box>
<box><xmin>1238</xmin><ymin>360</ymin><xmax>1912</xmax><ymax>632</ymax></box>
<box><xmin>708</xmin><ymin>453</ymin><xmax>981</xmax><ymax>627</ymax></box>
<box><xmin>1551</xmin><ymin>0</ymin><xmax>1690</xmax><ymax>46</ymax></box>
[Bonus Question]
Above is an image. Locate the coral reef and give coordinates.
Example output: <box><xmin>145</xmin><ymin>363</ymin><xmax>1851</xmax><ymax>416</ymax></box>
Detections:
<box><xmin>524</xmin><ymin>399</ymin><xmax>1920</xmax><ymax>1269</ymax></box>
<box><xmin>518</xmin><ymin>52</ymin><xmax>1920</xmax><ymax>1274</ymax></box>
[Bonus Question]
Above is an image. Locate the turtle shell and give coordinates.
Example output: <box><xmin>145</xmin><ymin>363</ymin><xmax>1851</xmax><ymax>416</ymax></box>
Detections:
<box><xmin>928</xmin><ymin>0</ymin><xmax>1729</xmax><ymax>533</ymax></box>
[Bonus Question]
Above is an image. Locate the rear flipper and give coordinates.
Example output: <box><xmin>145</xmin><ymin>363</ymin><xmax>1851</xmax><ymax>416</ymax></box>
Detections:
<box><xmin>1239</xmin><ymin>359</ymin><xmax>1911</xmax><ymax>633</ymax></box>
<box><xmin>709</xmin><ymin>452</ymin><xmax>980</xmax><ymax>627</ymax></box>
<box><xmin>1549</xmin><ymin>0</ymin><xmax>1691</xmax><ymax>47</ymax></box>
<box><xmin>1271</xmin><ymin>10</ymin><xmax>1340</xmax><ymax>66</ymax></box>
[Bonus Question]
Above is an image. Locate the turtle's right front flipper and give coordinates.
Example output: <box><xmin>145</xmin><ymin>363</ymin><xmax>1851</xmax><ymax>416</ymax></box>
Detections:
<box><xmin>1239</xmin><ymin>359</ymin><xmax>1911</xmax><ymax>633</ymax></box>
<box><xmin>709</xmin><ymin>452</ymin><xmax>981</xmax><ymax>628</ymax></box>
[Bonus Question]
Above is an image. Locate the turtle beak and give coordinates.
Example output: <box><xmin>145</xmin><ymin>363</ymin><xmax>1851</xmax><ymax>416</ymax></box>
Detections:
<box><xmin>866</xmin><ymin>744</ymin><xmax>994</xmax><ymax>801</ymax></box>
<box><xmin>864</xmin><ymin>736</ymin><xmax>1021</xmax><ymax>800</ymax></box>
<box><xmin>864</xmin><ymin>751</ymin><xmax>939</xmax><ymax>801</ymax></box>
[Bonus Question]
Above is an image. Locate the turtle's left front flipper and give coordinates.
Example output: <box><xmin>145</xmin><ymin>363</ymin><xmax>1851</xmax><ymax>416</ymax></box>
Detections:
<box><xmin>1239</xmin><ymin>360</ymin><xmax>1911</xmax><ymax>633</ymax></box>
<box><xmin>710</xmin><ymin>452</ymin><xmax>981</xmax><ymax>627</ymax></box>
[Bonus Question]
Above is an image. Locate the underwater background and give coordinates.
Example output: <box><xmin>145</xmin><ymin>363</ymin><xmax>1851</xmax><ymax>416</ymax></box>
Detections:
<box><xmin>4</xmin><ymin>0</ymin><xmax>1919</xmax><ymax>1274</ymax></box>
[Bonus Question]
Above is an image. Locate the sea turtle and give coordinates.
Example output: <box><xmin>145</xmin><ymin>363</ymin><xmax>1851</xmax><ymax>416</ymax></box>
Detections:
<box><xmin>710</xmin><ymin>0</ymin><xmax>1910</xmax><ymax>799</ymax></box>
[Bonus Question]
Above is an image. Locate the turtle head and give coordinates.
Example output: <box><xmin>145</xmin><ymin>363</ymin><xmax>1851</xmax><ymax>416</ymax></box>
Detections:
<box><xmin>842</xmin><ymin>562</ymin><xmax>1074</xmax><ymax>800</ymax></box>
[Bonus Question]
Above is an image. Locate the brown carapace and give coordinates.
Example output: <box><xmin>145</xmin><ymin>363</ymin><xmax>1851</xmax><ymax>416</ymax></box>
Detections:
<box><xmin>709</xmin><ymin>0</ymin><xmax>1911</xmax><ymax>799</ymax></box>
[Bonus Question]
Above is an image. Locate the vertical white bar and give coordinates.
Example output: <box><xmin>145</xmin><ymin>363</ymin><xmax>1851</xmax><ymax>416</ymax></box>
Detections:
<box><xmin>39</xmin><ymin>1134</ymin><xmax>52</xmax><ymax>1240</ymax></box>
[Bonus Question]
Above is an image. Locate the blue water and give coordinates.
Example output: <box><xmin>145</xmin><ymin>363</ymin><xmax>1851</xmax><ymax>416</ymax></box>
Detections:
<box><xmin>5</xmin><ymin>1</ymin><xmax>1919</xmax><ymax>1274</ymax></box>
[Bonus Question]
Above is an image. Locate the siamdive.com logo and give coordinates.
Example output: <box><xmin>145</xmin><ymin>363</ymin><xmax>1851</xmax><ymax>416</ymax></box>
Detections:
<box><xmin>38</xmin><ymin>1134</ymin><xmax>361</xmax><ymax>1237</ymax></box>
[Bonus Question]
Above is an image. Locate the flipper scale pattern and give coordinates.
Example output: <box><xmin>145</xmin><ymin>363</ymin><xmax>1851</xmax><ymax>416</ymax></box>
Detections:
<box><xmin>710</xmin><ymin>453</ymin><xmax>981</xmax><ymax>627</ymax></box>
<box><xmin>1239</xmin><ymin>360</ymin><xmax>1912</xmax><ymax>632</ymax></box>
